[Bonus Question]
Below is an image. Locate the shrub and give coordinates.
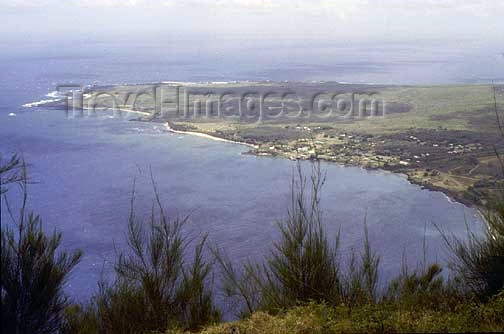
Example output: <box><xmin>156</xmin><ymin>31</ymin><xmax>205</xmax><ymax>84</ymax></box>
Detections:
<box><xmin>175</xmin><ymin>235</ymin><xmax>220</xmax><ymax>330</ymax></box>
<box><xmin>441</xmin><ymin>194</ymin><xmax>504</xmax><ymax>298</ymax></box>
<box><xmin>0</xmin><ymin>154</ymin><xmax>25</xmax><ymax>194</ymax></box>
<box><xmin>1</xmin><ymin>159</ymin><xmax>82</xmax><ymax>334</ymax></box>
<box><xmin>63</xmin><ymin>303</ymin><xmax>99</xmax><ymax>334</ymax></box>
<box><xmin>264</xmin><ymin>163</ymin><xmax>342</xmax><ymax>308</ymax></box>
<box><xmin>91</xmin><ymin>177</ymin><xmax>220</xmax><ymax>333</ymax></box>
<box><xmin>384</xmin><ymin>263</ymin><xmax>464</xmax><ymax>311</ymax></box>
<box><xmin>215</xmin><ymin>163</ymin><xmax>342</xmax><ymax>315</ymax></box>
<box><xmin>341</xmin><ymin>221</ymin><xmax>380</xmax><ymax>306</ymax></box>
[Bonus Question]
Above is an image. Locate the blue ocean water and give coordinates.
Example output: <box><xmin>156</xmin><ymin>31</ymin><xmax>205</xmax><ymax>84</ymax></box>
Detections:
<box><xmin>0</xmin><ymin>37</ymin><xmax>490</xmax><ymax>309</ymax></box>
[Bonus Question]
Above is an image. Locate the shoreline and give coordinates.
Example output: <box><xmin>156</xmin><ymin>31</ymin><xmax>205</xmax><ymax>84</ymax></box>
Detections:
<box><xmin>163</xmin><ymin>121</ymin><xmax>478</xmax><ymax>209</ymax></box>
<box><xmin>17</xmin><ymin>95</ymin><xmax>481</xmax><ymax>209</ymax></box>
<box><xmin>22</xmin><ymin>82</ymin><xmax>497</xmax><ymax>210</ymax></box>
<box><xmin>164</xmin><ymin>122</ymin><xmax>258</xmax><ymax>149</ymax></box>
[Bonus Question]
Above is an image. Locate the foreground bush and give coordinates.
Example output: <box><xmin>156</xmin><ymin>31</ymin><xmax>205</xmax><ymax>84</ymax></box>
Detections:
<box><xmin>1</xmin><ymin>214</ymin><xmax>83</xmax><ymax>334</ymax></box>
<box><xmin>70</xmin><ymin>178</ymin><xmax>220</xmax><ymax>334</ymax></box>
<box><xmin>442</xmin><ymin>192</ymin><xmax>504</xmax><ymax>298</ymax></box>
<box><xmin>1</xmin><ymin>158</ymin><xmax>82</xmax><ymax>334</ymax></box>
<box><xmin>214</xmin><ymin>164</ymin><xmax>340</xmax><ymax>315</ymax></box>
<box><xmin>264</xmin><ymin>163</ymin><xmax>342</xmax><ymax>308</ymax></box>
<box><xmin>215</xmin><ymin>163</ymin><xmax>381</xmax><ymax>316</ymax></box>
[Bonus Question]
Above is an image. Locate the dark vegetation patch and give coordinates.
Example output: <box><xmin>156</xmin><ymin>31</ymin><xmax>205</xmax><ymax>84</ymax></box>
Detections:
<box><xmin>430</xmin><ymin>107</ymin><xmax>500</xmax><ymax>131</ymax></box>
<box><xmin>384</xmin><ymin>101</ymin><xmax>413</xmax><ymax>114</ymax></box>
<box><xmin>232</xmin><ymin>126</ymin><xmax>305</xmax><ymax>142</ymax></box>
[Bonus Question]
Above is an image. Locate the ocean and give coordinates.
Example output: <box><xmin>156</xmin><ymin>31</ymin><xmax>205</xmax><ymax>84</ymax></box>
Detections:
<box><xmin>0</xmin><ymin>36</ymin><xmax>492</xmax><ymax>309</ymax></box>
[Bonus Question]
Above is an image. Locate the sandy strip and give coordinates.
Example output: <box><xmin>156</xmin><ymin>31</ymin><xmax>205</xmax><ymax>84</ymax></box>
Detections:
<box><xmin>164</xmin><ymin>122</ymin><xmax>258</xmax><ymax>149</ymax></box>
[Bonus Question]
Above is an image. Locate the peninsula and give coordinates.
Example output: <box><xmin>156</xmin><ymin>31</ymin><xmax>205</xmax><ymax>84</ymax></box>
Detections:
<box><xmin>36</xmin><ymin>81</ymin><xmax>504</xmax><ymax>206</ymax></box>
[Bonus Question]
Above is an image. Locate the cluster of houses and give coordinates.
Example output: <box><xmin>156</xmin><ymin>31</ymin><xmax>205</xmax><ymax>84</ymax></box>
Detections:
<box><xmin>254</xmin><ymin>127</ymin><xmax>484</xmax><ymax>171</ymax></box>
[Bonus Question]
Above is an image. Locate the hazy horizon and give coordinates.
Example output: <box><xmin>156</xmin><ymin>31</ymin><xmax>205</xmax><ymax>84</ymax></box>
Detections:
<box><xmin>1</xmin><ymin>1</ymin><xmax>503</xmax><ymax>44</ymax></box>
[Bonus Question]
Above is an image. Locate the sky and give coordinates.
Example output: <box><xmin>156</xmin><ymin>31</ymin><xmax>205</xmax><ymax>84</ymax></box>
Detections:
<box><xmin>1</xmin><ymin>0</ymin><xmax>503</xmax><ymax>44</ymax></box>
